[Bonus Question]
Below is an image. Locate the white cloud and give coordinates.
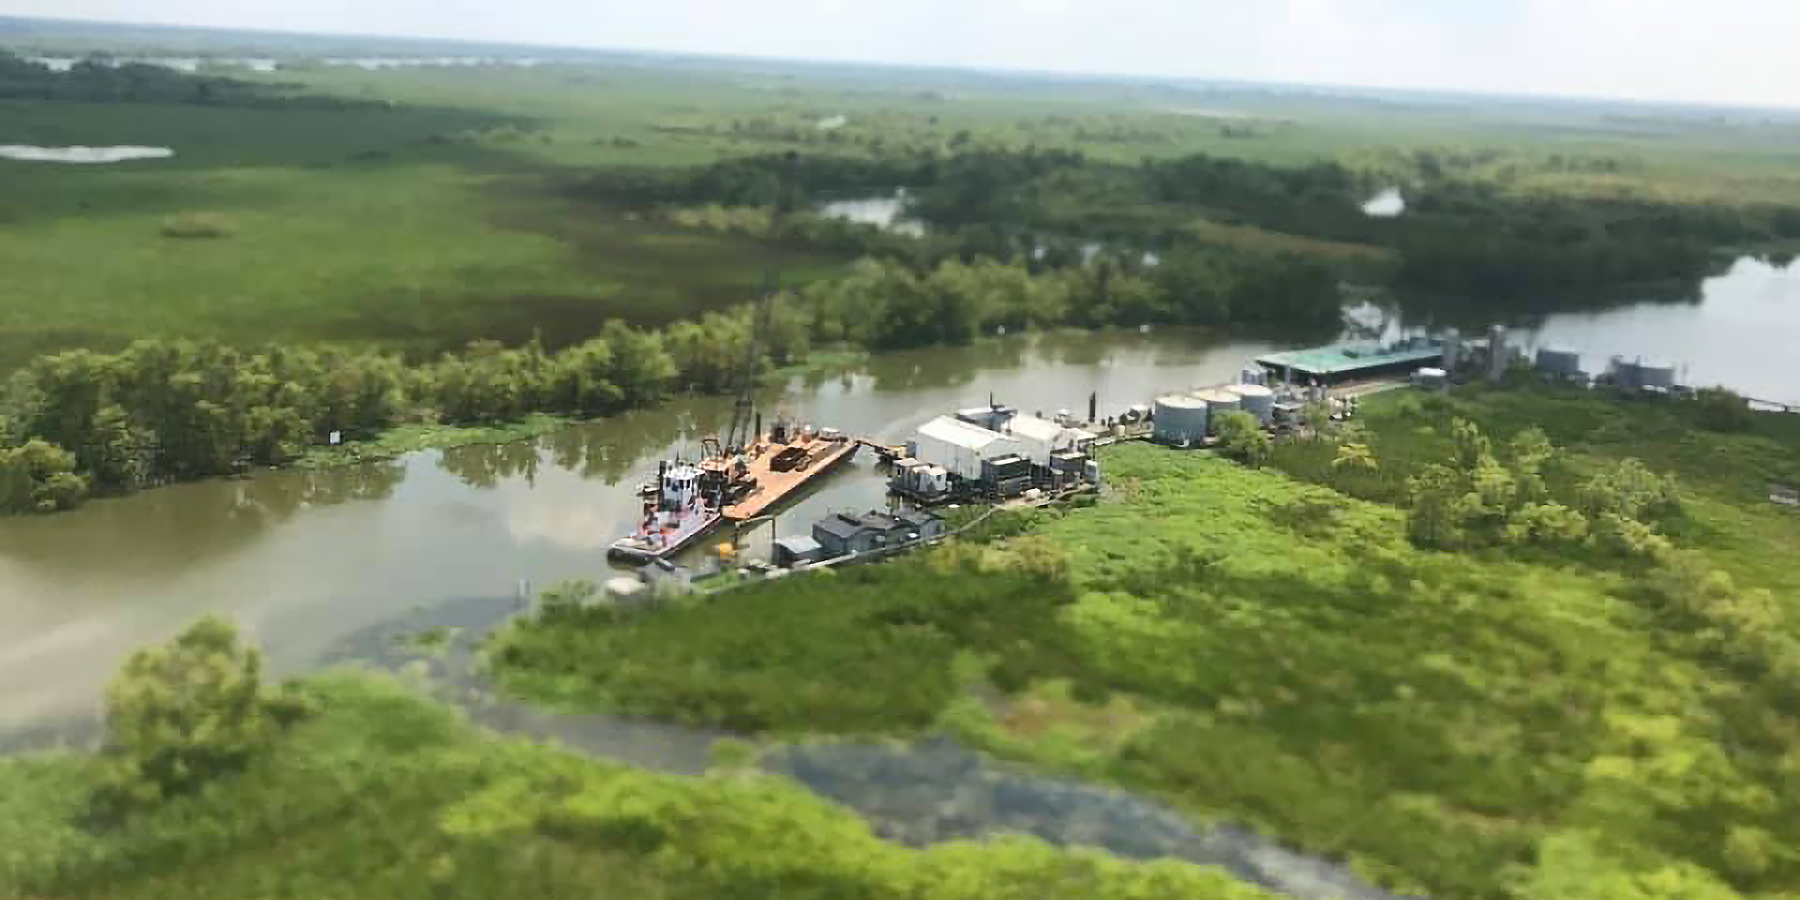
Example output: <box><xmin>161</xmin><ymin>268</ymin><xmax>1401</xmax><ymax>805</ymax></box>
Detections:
<box><xmin>7</xmin><ymin>0</ymin><xmax>1797</xmax><ymax>108</ymax></box>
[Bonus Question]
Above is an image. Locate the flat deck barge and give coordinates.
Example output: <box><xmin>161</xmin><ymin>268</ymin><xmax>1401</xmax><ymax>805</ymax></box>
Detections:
<box><xmin>724</xmin><ymin>435</ymin><xmax>860</xmax><ymax>521</ymax></box>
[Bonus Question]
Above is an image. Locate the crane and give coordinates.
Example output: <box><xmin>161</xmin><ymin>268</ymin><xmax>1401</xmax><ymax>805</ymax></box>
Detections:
<box><xmin>719</xmin><ymin>151</ymin><xmax>799</xmax><ymax>457</ymax></box>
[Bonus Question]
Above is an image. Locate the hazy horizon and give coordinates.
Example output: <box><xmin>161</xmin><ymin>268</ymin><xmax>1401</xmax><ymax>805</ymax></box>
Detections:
<box><xmin>3</xmin><ymin>1</ymin><xmax>1797</xmax><ymax>110</ymax></box>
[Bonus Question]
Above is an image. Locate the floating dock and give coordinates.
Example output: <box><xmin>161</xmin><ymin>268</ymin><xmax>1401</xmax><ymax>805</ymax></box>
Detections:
<box><xmin>723</xmin><ymin>434</ymin><xmax>860</xmax><ymax>521</ymax></box>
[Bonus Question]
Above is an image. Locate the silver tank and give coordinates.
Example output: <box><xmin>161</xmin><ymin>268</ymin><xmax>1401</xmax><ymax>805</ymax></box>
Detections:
<box><xmin>1637</xmin><ymin>360</ymin><xmax>1676</xmax><ymax>389</ymax></box>
<box><xmin>1229</xmin><ymin>384</ymin><xmax>1276</xmax><ymax>426</ymax></box>
<box><xmin>1192</xmin><ymin>389</ymin><xmax>1241</xmax><ymax>434</ymax></box>
<box><xmin>1152</xmin><ymin>395</ymin><xmax>1210</xmax><ymax>446</ymax></box>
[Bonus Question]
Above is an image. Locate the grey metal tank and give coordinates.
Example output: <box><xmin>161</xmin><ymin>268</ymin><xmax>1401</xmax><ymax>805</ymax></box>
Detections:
<box><xmin>1152</xmin><ymin>395</ymin><xmax>1210</xmax><ymax>446</ymax></box>
<box><xmin>1637</xmin><ymin>359</ymin><xmax>1677</xmax><ymax>390</ymax></box>
<box><xmin>1228</xmin><ymin>384</ymin><xmax>1276</xmax><ymax>426</ymax></box>
<box><xmin>1535</xmin><ymin>347</ymin><xmax>1583</xmax><ymax>378</ymax></box>
<box><xmin>1192</xmin><ymin>389</ymin><xmax>1241</xmax><ymax>434</ymax></box>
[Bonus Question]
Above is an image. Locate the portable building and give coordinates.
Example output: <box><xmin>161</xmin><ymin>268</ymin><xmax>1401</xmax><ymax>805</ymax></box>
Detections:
<box><xmin>912</xmin><ymin>415</ymin><xmax>1020</xmax><ymax>482</ymax></box>
<box><xmin>1005</xmin><ymin>413</ymin><xmax>1094</xmax><ymax>466</ymax></box>
<box><xmin>774</xmin><ymin>535</ymin><xmax>825</xmax><ymax>567</ymax></box>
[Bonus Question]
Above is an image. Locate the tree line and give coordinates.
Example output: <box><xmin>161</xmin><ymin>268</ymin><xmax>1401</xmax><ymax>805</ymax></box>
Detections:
<box><xmin>611</xmin><ymin>147</ymin><xmax>1800</xmax><ymax>305</ymax></box>
<box><xmin>0</xmin><ymin>50</ymin><xmax>390</xmax><ymax>111</ymax></box>
<box><xmin>0</xmin><ymin>247</ymin><xmax>1339</xmax><ymax>513</ymax></box>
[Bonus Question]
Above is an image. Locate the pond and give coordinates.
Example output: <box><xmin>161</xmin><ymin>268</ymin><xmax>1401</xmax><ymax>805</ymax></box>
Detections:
<box><xmin>817</xmin><ymin>191</ymin><xmax>927</xmax><ymax>236</ymax></box>
<box><xmin>0</xmin><ymin>145</ymin><xmax>175</xmax><ymax>164</ymax></box>
<box><xmin>1362</xmin><ymin>188</ymin><xmax>1406</xmax><ymax>218</ymax></box>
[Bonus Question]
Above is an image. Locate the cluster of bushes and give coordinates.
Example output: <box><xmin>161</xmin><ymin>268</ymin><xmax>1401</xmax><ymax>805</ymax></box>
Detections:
<box><xmin>1403</xmin><ymin>417</ymin><xmax>1681</xmax><ymax>553</ymax></box>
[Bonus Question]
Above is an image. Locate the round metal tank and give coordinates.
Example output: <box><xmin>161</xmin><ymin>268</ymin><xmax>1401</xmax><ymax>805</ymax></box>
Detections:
<box><xmin>1228</xmin><ymin>384</ymin><xmax>1276</xmax><ymax>425</ymax></box>
<box><xmin>1637</xmin><ymin>360</ymin><xmax>1676</xmax><ymax>390</ymax></box>
<box><xmin>1152</xmin><ymin>396</ymin><xmax>1209</xmax><ymax>446</ymax></box>
<box><xmin>1192</xmin><ymin>389</ymin><xmax>1241</xmax><ymax>434</ymax></box>
<box><xmin>1535</xmin><ymin>347</ymin><xmax>1583</xmax><ymax>378</ymax></box>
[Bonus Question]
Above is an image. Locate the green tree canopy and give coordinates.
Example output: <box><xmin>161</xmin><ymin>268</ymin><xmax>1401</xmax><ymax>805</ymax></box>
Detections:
<box><xmin>96</xmin><ymin>616</ymin><xmax>312</xmax><ymax>814</ymax></box>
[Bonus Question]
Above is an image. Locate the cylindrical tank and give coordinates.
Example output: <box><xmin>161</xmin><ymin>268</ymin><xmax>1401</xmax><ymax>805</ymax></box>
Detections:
<box><xmin>1192</xmin><ymin>389</ymin><xmax>1241</xmax><ymax>434</ymax></box>
<box><xmin>1152</xmin><ymin>396</ymin><xmax>1210</xmax><ymax>446</ymax></box>
<box><xmin>1535</xmin><ymin>347</ymin><xmax>1582</xmax><ymax>378</ymax></box>
<box><xmin>1228</xmin><ymin>384</ymin><xmax>1276</xmax><ymax>425</ymax></box>
<box><xmin>1638</xmin><ymin>360</ymin><xmax>1676</xmax><ymax>390</ymax></box>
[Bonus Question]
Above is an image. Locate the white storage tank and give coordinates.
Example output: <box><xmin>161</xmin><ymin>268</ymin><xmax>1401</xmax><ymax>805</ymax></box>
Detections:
<box><xmin>1638</xmin><ymin>360</ymin><xmax>1676</xmax><ymax>390</ymax></box>
<box><xmin>1229</xmin><ymin>384</ymin><xmax>1276</xmax><ymax>425</ymax></box>
<box><xmin>1193</xmin><ymin>389</ymin><xmax>1241</xmax><ymax>434</ymax></box>
<box><xmin>1152</xmin><ymin>395</ymin><xmax>1210</xmax><ymax>446</ymax></box>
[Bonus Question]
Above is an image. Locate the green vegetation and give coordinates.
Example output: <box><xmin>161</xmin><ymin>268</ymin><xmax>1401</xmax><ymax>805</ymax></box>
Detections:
<box><xmin>494</xmin><ymin>396</ymin><xmax>1800</xmax><ymax>899</ymax></box>
<box><xmin>0</xmin><ymin>665</ymin><xmax>1277</xmax><ymax>900</ymax></box>
<box><xmin>9</xmin><ymin>42</ymin><xmax>1800</xmax><ymax>374</ymax></box>
<box><xmin>92</xmin><ymin>617</ymin><xmax>315</xmax><ymax>817</ymax></box>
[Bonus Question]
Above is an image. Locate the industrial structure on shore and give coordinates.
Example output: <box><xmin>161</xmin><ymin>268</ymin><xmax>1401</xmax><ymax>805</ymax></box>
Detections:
<box><xmin>888</xmin><ymin>401</ymin><xmax>1102</xmax><ymax>504</ymax></box>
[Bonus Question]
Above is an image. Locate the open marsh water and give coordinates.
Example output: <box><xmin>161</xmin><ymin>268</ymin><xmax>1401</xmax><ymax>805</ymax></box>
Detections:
<box><xmin>1390</xmin><ymin>255</ymin><xmax>1800</xmax><ymax>404</ymax></box>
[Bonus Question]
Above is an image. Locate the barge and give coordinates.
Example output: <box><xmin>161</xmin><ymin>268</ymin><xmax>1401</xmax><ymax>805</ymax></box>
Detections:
<box><xmin>609</xmin><ymin>425</ymin><xmax>859</xmax><ymax>564</ymax></box>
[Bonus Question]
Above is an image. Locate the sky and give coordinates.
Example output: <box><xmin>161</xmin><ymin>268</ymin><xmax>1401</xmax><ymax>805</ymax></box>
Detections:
<box><xmin>7</xmin><ymin>0</ymin><xmax>1798</xmax><ymax>108</ymax></box>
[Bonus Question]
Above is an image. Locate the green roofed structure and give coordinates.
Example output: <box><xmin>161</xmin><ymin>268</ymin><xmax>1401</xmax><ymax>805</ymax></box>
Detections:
<box><xmin>1257</xmin><ymin>338</ymin><xmax>1445</xmax><ymax>385</ymax></box>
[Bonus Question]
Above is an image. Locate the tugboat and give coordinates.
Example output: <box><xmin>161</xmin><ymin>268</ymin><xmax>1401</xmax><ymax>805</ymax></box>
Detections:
<box><xmin>607</xmin><ymin>460</ymin><xmax>725</xmax><ymax>564</ymax></box>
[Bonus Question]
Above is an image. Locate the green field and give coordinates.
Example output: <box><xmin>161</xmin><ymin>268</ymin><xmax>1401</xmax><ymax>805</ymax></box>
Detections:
<box><xmin>0</xmin><ymin>87</ymin><xmax>846</xmax><ymax>368</ymax></box>
<box><xmin>7</xmin><ymin>52</ymin><xmax>1800</xmax><ymax>370</ymax></box>
<box><xmin>493</xmin><ymin>392</ymin><xmax>1800</xmax><ymax>900</ymax></box>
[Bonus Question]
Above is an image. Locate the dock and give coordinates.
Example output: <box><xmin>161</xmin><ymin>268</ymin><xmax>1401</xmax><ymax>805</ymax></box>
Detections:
<box><xmin>723</xmin><ymin>436</ymin><xmax>861</xmax><ymax>521</ymax></box>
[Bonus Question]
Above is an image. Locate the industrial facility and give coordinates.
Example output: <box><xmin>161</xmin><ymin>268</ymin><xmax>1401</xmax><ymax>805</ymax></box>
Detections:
<box><xmin>891</xmin><ymin>402</ymin><xmax>1101</xmax><ymax>502</ymax></box>
<box><xmin>1256</xmin><ymin>336</ymin><xmax>1447</xmax><ymax>386</ymax></box>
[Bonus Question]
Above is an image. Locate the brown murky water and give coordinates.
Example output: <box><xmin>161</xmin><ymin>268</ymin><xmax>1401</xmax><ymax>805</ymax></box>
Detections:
<box><xmin>0</xmin><ymin>328</ymin><xmax>1279</xmax><ymax>733</ymax></box>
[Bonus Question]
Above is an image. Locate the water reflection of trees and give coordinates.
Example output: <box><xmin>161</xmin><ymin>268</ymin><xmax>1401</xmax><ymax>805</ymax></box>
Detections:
<box><xmin>440</xmin><ymin>401</ymin><xmax>743</xmax><ymax>491</ymax></box>
<box><xmin>0</xmin><ymin>461</ymin><xmax>406</xmax><ymax>578</ymax></box>
<box><xmin>1389</xmin><ymin>275</ymin><xmax>1705</xmax><ymax>330</ymax></box>
<box><xmin>438</xmin><ymin>442</ymin><xmax>542</xmax><ymax>490</ymax></box>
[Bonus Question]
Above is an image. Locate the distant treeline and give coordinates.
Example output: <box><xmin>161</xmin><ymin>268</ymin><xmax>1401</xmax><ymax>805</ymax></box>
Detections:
<box><xmin>0</xmin><ymin>249</ymin><xmax>1336</xmax><ymax>513</ymax></box>
<box><xmin>587</xmin><ymin>148</ymin><xmax>1800</xmax><ymax>300</ymax></box>
<box><xmin>0</xmin><ymin>51</ymin><xmax>387</xmax><ymax>110</ymax></box>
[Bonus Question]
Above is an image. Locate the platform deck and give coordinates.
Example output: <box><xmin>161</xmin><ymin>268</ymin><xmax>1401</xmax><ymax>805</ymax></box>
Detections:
<box><xmin>724</xmin><ymin>438</ymin><xmax>860</xmax><ymax>521</ymax></box>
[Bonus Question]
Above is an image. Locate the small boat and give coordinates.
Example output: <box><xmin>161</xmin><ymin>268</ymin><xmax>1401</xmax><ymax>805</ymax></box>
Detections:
<box><xmin>608</xmin><ymin>462</ymin><xmax>725</xmax><ymax>564</ymax></box>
